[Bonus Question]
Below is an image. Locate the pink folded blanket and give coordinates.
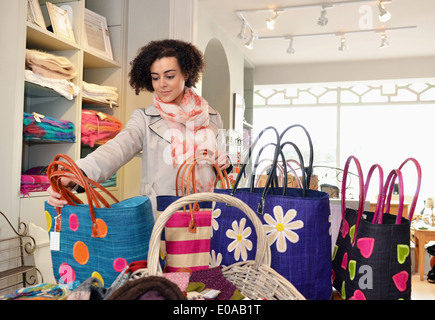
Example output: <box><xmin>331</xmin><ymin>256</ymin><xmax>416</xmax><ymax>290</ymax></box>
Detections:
<box><xmin>81</xmin><ymin>110</ymin><xmax>122</xmax><ymax>147</ymax></box>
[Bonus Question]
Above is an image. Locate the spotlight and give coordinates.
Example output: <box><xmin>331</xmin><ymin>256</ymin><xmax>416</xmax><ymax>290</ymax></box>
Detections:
<box><xmin>317</xmin><ymin>7</ymin><xmax>329</xmax><ymax>26</ymax></box>
<box><xmin>266</xmin><ymin>11</ymin><xmax>279</xmax><ymax>30</ymax></box>
<box><xmin>286</xmin><ymin>38</ymin><xmax>295</xmax><ymax>54</ymax></box>
<box><xmin>338</xmin><ymin>35</ymin><xmax>347</xmax><ymax>51</ymax></box>
<box><xmin>380</xmin><ymin>33</ymin><xmax>390</xmax><ymax>48</ymax></box>
<box><xmin>244</xmin><ymin>32</ymin><xmax>256</xmax><ymax>50</ymax></box>
<box><xmin>378</xmin><ymin>1</ymin><xmax>391</xmax><ymax>22</ymax></box>
<box><xmin>237</xmin><ymin>20</ymin><xmax>248</xmax><ymax>39</ymax></box>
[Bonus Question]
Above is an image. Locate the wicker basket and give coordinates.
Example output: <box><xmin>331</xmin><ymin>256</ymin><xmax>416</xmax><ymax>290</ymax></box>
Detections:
<box><xmin>147</xmin><ymin>192</ymin><xmax>305</xmax><ymax>300</ymax></box>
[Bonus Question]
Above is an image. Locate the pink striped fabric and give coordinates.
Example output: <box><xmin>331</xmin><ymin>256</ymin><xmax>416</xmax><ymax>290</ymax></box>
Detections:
<box><xmin>165</xmin><ymin>210</ymin><xmax>212</xmax><ymax>227</ymax></box>
<box><xmin>166</xmin><ymin>239</ymin><xmax>211</xmax><ymax>254</ymax></box>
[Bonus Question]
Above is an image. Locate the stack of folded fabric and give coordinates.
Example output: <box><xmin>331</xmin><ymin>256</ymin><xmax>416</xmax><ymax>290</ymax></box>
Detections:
<box><xmin>25</xmin><ymin>49</ymin><xmax>77</xmax><ymax>80</ymax></box>
<box><xmin>82</xmin><ymin>81</ymin><xmax>119</xmax><ymax>105</ymax></box>
<box><xmin>23</xmin><ymin>112</ymin><xmax>76</xmax><ymax>142</ymax></box>
<box><xmin>25</xmin><ymin>49</ymin><xmax>80</xmax><ymax>100</ymax></box>
<box><xmin>20</xmin><ymin>165</ymin><xmax>50</xmax><ymax>196</ymax></box>
<box><xmin>81</xmin><ymin>110</ymin><xmax>122</xmax><ymax>147</ymax></box>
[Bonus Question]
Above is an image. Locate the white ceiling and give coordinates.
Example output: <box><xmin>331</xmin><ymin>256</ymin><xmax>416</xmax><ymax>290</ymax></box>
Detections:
<box><xmin>199</xmin><ymin>0</ymin><xmax>435</xmax><ymax>67</ymax></box>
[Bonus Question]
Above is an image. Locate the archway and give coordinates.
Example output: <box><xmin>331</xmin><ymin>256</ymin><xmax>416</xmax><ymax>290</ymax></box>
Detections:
<box><xmin>202</xmin><ymin>38</ymin><xmax>231</xmax><ymax>130</ymax></box>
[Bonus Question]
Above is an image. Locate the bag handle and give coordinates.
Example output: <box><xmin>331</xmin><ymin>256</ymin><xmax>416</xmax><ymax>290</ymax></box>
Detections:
<box><xmin>341</xmin><ymin>155</ymin><xmax>365</xmax><ymax>245</ymax></box>
<box><xmin>380</xmin><ymin>169</ymin><xmax>405</xmax><ymax>224</ymax></box>
<box><xmin>380</xmin><ymin>157</ymin><xmax>421</xmax><ymax>223</ymax></box>
<box><xmin>185</xmin><ymin>155</ymin><xmax>230</xmax><ymax>233</ymax></box>
<box><xmin>397</xmin><ymin>158</ymin><xmax>422</xmax><ymax>221</ymax></box>
<box><xmin>364</xmin><ymin>164</ymin><xmax>385</xmax><ymax>224</ymax></box>
<box><xmin>46</xmin><ymin>154</ymin><xmax>119</xmax><ymax>237</ymax></box>
<box><xmin>280</xmin><ymin>141</ymin><xmax>308</xmax><ymax>196</ymax></box>
<box><xmin>279</xmin><ymin>124</ymin><xmax>314</xmax><ymax>191</ymax></box>
<box><xmin>250</xmin><ymin>143</ymin><xmax>288</xmax><ymax>192</ymax></box>
<box><xmin>231</xmin><ymin>126</ymin><xmax>281</xmax><ymax>215</ymax></box>
<box><xmin>147</xmin><ymin>192</ymin><xmax>272</xmax><ymax>276</ymax></box>
<box><xmin>176</xmin><ymin>151</ymin><xmax>230</xmax><ymax>197</ymax></box>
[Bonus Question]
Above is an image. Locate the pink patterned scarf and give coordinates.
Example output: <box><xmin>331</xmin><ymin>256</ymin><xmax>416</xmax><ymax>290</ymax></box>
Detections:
<box><xmin>154</xmin><ymin>88</ymin><xmax>217</xmax><ymax>192</ymax></box>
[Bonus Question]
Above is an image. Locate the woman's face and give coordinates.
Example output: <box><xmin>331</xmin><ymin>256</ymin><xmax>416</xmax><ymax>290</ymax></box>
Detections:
<box><xmin>150</xmin><ymin>56</ymin><xmax>186</xmax><ymax>105</ymax></box>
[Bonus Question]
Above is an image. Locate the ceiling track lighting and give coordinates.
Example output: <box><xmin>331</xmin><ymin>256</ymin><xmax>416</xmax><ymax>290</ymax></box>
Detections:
<box><xmin>317</xmin><ymin>5</ymin><xmax>332</xmax><ymax>27</ymax></box>
<box><xmin>378</xmin><ymin>0</ymin><xmax>392</xmax><ymax>22</ymax></box>
<box><xmin>379</xmin><ymin>32</ymin><xmax>390</xmax><ymax>48</ymax></box>
<box><xmin>266</xmin><ymin>10</ymin><xmax>280</xmax><ymax>30</ymax></box>
<box><xmin>286</xmin><ymin>37</ymin><xmax>295</xmax><ymax>54</ymax></box>
<box><xmin>237</xmin><ymin>20</ymin><xmax>248</xmax><ymax>39</ymax></box>
<box><xmin>244</xmin><ymin>31</ymin><xmax>257</xmax><ymax>50</ymax></box>
<box><xmin>338</xmin><ymin>34</ymin><xmax>347</xmax><ymax>51</ymax></box>
<box><xmin>235</xmin><ymin>0</ymin><xmax>408</xmax><ymax>54</ymax></box>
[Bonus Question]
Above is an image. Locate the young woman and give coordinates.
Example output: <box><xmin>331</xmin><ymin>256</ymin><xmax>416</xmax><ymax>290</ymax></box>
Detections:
<box><xmin>47</xmin><ymin>39</ymin><xmax>230</xmax><ymax>219</ymax></box>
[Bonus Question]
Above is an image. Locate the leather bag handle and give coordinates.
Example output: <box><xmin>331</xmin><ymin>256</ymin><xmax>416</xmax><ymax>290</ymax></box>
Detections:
<box><xmin>47</xmin><ymin>154</ymin><xmax>119</xmax><ymax>237</ymax></box>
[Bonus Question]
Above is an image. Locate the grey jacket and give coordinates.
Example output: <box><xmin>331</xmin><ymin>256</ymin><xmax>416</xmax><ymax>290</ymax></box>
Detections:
<box><xmin>76</xmin><ymin>104</ymin><xmax>225</xmax><ymax>219</ymax></box>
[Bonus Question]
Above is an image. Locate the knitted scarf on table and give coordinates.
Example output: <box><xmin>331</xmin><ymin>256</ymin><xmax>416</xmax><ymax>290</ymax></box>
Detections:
<box><xmin>154</xmin><ymin>87</ymin><xmax>217</xmax><ymax>192</ymax></box>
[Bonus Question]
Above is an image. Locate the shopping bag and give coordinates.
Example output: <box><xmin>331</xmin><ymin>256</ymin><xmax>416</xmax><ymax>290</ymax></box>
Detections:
<box><xmin>332</xmin><ymin>156</ymin><xmax>421</xmax><ymax>300</ymax></box>
<box><xmin>45</xmin><ymin>154</ymin><xmax>154</xmax><ymax>287</ymax></box>
<box><xmin>156</xmin><ymin>152</ymin><xmax>230</xmax><ymax>272</ymax></box>
<box><xmin>211</xmin><ymin>125</ymin><xmax>332</xmax><ymax>300</ymax></box>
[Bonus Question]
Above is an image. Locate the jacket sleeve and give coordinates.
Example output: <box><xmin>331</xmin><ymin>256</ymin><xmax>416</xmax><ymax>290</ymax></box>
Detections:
<box><xmin>76</xmin><ymin>109</ymin><xmax>146</xmax><ymax>182</ymax></box>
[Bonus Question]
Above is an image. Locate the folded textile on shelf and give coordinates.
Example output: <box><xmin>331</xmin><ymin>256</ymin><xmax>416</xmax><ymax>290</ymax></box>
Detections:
<box><xmin>25</xmin><ymin>70</ymin><xmax>80</xmax><ymax>100</ymax></box>
<box><xmin>23</xmin><ymin>112</ymin><xmax>76</xmax><ymax>142</ymax></box>
<box><xmin>82</xmin><ymin>81</ymin><xmax>119</xmax><ymax>105</ymax></box>
<box><xmin>25</xmin><ymin>49</ymin><xmax>77</xmax><ymax>80</ymax></box>
<box><xmin>81</xmin><ymin>110</ymin><xmax>122</xmax><ymax>147</ymax></box>
<box><xmin>20</xmin><ymin>165</ymin><xmax>50</xmax><ymax>196</ymax></box>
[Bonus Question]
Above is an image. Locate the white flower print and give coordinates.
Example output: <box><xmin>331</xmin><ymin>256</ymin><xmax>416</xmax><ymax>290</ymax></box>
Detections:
<box><xmin>209</xmin><ymin>250</ymin><xmax>222</xmax><ymax>267</ymax></box>
<box><xmin>263</xmin><ymin>206</ymin><xmax>304</xmax><ymax>253</ymax></box>
<box><xmin>226</xmin><ymin>218</ymin><xmax>253</xmax><ymax>261</ymax></box>
<box><xmin>211</xmin><ymin>208</ymin><xmax>221</xmax><ymax>233</ymax></box>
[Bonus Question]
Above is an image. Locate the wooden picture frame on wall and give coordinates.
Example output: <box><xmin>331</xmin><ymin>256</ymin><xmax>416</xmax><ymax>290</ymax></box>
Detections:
<box><xmin>83</xmin><ymin>9</ymin><xmax>113</xmax><ymax>60</ymax></box>
<box><xmin>27</xmin><ymin>0</ymin><xmax>46</xmax><ymax>29</ymax></box>
<box><xmin>46</xmin><ymin>2</ymin><xmax>76</xmax><ymax>43</ymax></box>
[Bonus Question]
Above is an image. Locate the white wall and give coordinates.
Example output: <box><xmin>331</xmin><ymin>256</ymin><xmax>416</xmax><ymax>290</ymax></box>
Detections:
<box><xmin>254</xmin><ymin>56</ymin><xmax>435</xmax><ymax>86</ymax></box>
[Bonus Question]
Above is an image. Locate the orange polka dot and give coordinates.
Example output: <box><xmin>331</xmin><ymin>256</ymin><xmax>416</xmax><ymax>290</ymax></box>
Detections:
<box><xmin>73</xmin><ymin>241</ymin><xmax>89</xmax><ymax>265</ymax></box>
<box><xmin>95</xmin><ymin>219</ymin><xmax>108</xmax><ymax>238</ymax></box>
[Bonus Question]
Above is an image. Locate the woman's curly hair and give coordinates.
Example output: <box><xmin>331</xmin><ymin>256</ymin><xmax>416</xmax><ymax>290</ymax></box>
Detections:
<box><xmin>129</xmin><ymin>39</ymin><xmax>205</xmax><ymax>95</ymax></box>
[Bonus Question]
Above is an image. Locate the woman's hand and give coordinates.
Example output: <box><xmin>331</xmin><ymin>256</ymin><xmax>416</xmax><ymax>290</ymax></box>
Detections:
<box><xmin>215</xmin><ymin>150</ymin><xmax>230</xmax><ymax>171</ymax></box>
<box><xmin>46</xmin><ymin>177</ymin><xmax>75</xmax><ymax>208</ymax></box>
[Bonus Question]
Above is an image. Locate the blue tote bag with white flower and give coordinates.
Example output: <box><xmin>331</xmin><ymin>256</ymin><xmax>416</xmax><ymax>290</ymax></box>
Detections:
<box><xmin>211</xmin><ymin>125</ymin><xmax>332</xmax><ymax>300</ymax></box>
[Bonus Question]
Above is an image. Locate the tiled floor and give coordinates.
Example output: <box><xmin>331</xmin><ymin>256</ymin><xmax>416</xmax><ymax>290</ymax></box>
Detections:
<box><xmin>411</xmin><ymin>273</ymin><xmax>435</xmax><ymax>300</ymax></box>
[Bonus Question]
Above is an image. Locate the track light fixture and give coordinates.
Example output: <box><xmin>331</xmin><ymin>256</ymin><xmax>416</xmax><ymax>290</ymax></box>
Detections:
<box><xmin>286</xmin><ymin>37</ymin><xmax>295</xmax><ymax>54</ymax></box>
<box><xmin>380</xmin><ymin>32</ymin><xmax>390</xmax><ymax>48</ymax></box>
<box><xmin>378</xmin><ymin>1</ymin><xmax>392</xmax><ymax>22</ymax></box>
<box><xmin>266</xmin><ymin>11</ymin><xmax>279</xmax><ymax>30</ymax></box>
<box><xmin>317</xmin><ymin>5</ymin><xmax>331</xmax><ymax>27</ymax></box>
<box><xmin>338</xmin><ymin>34</ymin><xmax>347</xmax><ymax>51</ymax></box>
<box><xmin>244</xmin><ymin>32</ymin><xmax>256</xmax><ymax>50</ymax></box>
<box><xmin>237</xmin><ymin>20</ymin><xmax>248</xmax><ymax>39</ymax></box>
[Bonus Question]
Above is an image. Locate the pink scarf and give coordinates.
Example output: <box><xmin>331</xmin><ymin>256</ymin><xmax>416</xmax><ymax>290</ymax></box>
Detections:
<box><xmin>154</xmin><ymin>88</ymin><xmax>217</xmax><ymax>192</ymax></box>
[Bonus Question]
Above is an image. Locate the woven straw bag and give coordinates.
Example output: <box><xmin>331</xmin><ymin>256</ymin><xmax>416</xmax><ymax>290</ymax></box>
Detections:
<box><xmin>147</xmin><ymin>192</ymin><xmax>305</xmax><ymax>300</ymax></box>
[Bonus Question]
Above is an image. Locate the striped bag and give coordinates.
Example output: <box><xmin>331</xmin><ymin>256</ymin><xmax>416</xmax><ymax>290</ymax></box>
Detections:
<box><xmin>156</xmin><ymin>153</ymin><xmax>229</xmax><ymax>272</ymax></box>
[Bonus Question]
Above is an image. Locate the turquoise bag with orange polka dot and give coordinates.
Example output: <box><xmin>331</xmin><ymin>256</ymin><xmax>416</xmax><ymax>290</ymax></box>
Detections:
<box><xmin>45</xmin><ymin>154</ymin><xmax>154</xmax><ymax>287</ymax></box>
<box><xmin>332</xmin><ymin>156</ymin><xmax>421</xmax><ymax>300</ymax></box>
